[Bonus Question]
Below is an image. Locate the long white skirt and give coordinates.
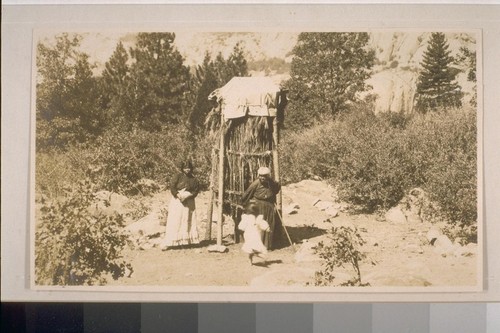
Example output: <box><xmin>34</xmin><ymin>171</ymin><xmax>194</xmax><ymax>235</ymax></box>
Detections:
<box><xmin>161</xmin><ymin>196</ymin><xmax>200</xmax><ymax>247</ymax></box>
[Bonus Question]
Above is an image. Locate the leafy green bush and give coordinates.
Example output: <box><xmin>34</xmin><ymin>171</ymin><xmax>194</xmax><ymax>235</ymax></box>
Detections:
<box><xmin>35</xmin><ymin>179</ymin><xmax>132</xmax><ymax>285</ymax></box>
<box><xmin>315</xmin><ymin>226</ymin><xmax>369</xmax><ymax>286</ymax></box>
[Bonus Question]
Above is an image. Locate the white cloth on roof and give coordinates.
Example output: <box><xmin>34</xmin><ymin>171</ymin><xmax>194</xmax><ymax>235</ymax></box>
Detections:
<box><xmin>210</xmin><ymin>77</ymin><xmax>280</xmax><ymax>119</ymax></box>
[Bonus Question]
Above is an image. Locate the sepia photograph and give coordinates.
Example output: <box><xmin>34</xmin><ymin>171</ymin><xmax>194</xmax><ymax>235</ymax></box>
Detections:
<box><xmin>31</xmin><ymin>29</ymin><xmax>482</xmax><ymax>292</ymax></box>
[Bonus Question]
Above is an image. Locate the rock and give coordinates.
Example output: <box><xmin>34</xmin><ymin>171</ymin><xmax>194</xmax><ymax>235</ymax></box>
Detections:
<box><xmin>93</xmin><ymin>191</ymin><xmax>130</xmax><ymax>216</ymax></box>
<box><xmin>385</xmin><ymin>206</ymin><xmax>407</xmax><ymax>224</ymax></box>
<box><xmin>454</xmin><ymin>243</ymin><xmax>476</xmax><ymax>257</ymax></box>
<box><xmin>433</xmin><ymin>235</ymin><xmax>455</xmax><ymax>255</ymax></box>
<box><xmin>426</xmin><ymin>228</ymin><xmax>441</xmax><ymax>244</ymax></box>
<box><xmin>324</xmin><ymin>207</ymin><xmax>339</xmax><ymax>218</ymax></box>
<box><xmin>126</xmin><ymin>212</ymin><xmax>164</xmax><ymax>237</ymax></box>
<box><xmin>294</xmin><ymin>242</ymin><xmax>322</xmax><ymax>263</ymax></box>
<box><xmin>434</xmin><ymin>235</ymin><xmax>453</xmax><ymax>248</ymax></box>
<box><xmin>207</xmin><ymin>245</ymin><xmax>228</xmax><ymax>253</ymax></box>
<box><xmin>406</xmin><ymin>213</ymin><xmax>423</xmax><ymax>224</ymax></box>
<box><xmin>314</xmin><ymin>200</ymin><xmax>334</xmax><ymax>211</ymax></box>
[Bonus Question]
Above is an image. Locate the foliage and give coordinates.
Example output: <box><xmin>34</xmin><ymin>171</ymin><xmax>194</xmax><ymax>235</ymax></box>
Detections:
<box><xmin>35</xmin><ymin>179</ymin><xmax>132</xmax><ymax>285</ymax></box>
<box><xmin>125</xmin><ymin>33</ymin><xmax>192</xmax><ymax>131</ymax></box>
<box><xmin>247</xmin><ymin>57</ymin><xmax>291</xmax><ymax>74</ymax></box>
<box><xmin>125</xmin><ymin>200</ymin><xmax>152</xmax><ymax>221</ymax></box>
<box><xmin>280</xmin><ymin>106</ymin><xmax>477</xmax><ymax>231</ymax></box>
<box><xmin>100</xmin><ymin>41</ymin><xmax>130</xmax><ymax>118</ymax></box>
<box><xmin>442</xmin><ymin>223</ymin><xmax>477</xmax><ymax>245</ymax></box>
<box><xmin>415</xmin><ymin>32</ymin><xmax>462</xmax><ymax>112</ymax></box>
<box><xmin>315</xmin><ymin>226</ymin><xmax>368</xmax><ymax>286</ymax></box>
<box><xmin>285</xmin><ymin>32</ymin><xmax>375</xmax><ymax>130</ymax></box>
<box><xmin>35</xmin><ymin>144</ymin><xmax>94</xmax><ymax>199</ymax></box>
<box><xmin>88</xmin><ymin>126</ymin><xmax>203</xmax><ymax>195</ymax></box>
<box><xmin>190</xmin><ymin>44</ymin><xmax>249</xmax><ymax>131</ymax></box>
<box><xmin>409</xmin><ymin>109</ymin><xmax>477</xmax><ymax>226</ymax></box>
<box><xmin>455</xmin><ymin>46</ymin><xmax>477</xmax><ymax>107</ymax></box>
<box><xmin>36</xmin><ymin>33</ymin><xmax>106</xmax><ymax>149</ymax></box>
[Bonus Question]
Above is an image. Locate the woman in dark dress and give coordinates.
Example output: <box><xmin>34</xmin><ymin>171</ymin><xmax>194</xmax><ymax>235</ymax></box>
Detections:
<box><xmin>241</xmin><ymin>166</ymin><xmax>282</xmax><ymax>250</ymax></box>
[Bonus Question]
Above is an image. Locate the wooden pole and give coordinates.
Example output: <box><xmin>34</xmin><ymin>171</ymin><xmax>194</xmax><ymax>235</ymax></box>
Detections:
<box><xmin>217</xmin><ymin>120</ymin><xmax>225</xmax><ymax>246</ymax></box>
<box><xmin>272</xmin><ymin>116</ymin><xmax>282</xmax><ymax>211</ymax></box>
<box><xmin>205</xmin><ymin>148</ymin><xmax>217</xmax><ymax>241</ymax></box>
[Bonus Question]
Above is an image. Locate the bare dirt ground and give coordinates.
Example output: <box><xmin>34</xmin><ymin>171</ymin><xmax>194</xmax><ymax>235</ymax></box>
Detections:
<box><xmin>106</xmin><ymin>180</ymin><xmax>479</xmax><ymax>289</ymax></box>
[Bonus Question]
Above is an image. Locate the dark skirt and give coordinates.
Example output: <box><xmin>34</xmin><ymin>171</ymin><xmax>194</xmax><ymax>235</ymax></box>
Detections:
<box><xmin>254</xmin><ymin>199</ymin><xmax>284</xmax><ymax>250</ymax></box>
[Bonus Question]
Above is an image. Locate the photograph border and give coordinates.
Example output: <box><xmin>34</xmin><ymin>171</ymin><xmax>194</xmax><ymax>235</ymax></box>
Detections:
<box><xmin>2</xmin><ymin>3</ymin><xmax>499</xmax><ymax>302</ymax></box>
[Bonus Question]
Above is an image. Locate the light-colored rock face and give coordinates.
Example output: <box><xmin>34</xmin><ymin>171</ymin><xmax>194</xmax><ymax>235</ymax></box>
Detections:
<box><xmin>181</xmin><ymin>31</ymin><xmax>477</xmax><ymax>115</ymax></box>
<box><xmin>366</xmin><ymin>32</ymin><xmax>477</xmax><ymax>114</ymax></box>
<box><xmin>79</xmin><ymin>31</ymin><xmax>476</xmax><ymax>114</ymax></box>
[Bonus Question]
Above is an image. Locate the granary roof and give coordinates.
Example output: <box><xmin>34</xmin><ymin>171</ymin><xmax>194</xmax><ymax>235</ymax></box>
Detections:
<box><xmin>208</xmin><ymin>77</ymin><xmax>281</xmax><ymax>119</ymax></box>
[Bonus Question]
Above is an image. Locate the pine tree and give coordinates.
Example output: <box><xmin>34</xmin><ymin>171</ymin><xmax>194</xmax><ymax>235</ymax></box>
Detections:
<box><xmin>126</xmin><ymin>32</ymin><xmax>191</xmax><ymax>130</ymax></box>
<box><xmin>101</xmin><ymin>41</ymin><xmax>129</xmax><ymax>118</ymax></box>
<box><xmin>415</xmin><ymin>32</ymin><xmax>462</xmax><ymax>112</ymax></box>
<box><xmin>285</xmin><ymin>32</ymin><xmax>375</xmax><ymax>129</ymax></box>
<box><xmin>36</xmin><ymin>33</ymin><xmax>104</xmax><ymax>149</ymax></box>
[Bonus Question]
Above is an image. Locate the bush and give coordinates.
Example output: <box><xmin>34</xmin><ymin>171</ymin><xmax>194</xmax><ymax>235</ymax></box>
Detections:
<box><xmin>35</xmin><ymin>179</ymin><xmax>132</xmax><ymax>285</ymax></box>
<box><xmin>280</xmin><ymin>106</ymin><xmax>477</xmax><ymax>229</ymax></box>
<box><xmin>35</xmin><ymin>144</ymin><xmax>94</xmax><ymax>199</ymax></box>
<box><xmin>315</xmin><ymin>226</ymin><xmax>369</xmax><ymax>286</ymax></box>
<box><xmin>282</xmin><ymin>108</ymin><xmax>417</xmax><ymax>211</ymax></box>
<box><xmin>408</xmin><ymin>109</ymin><xmax>477</xmax><ymax>227</ymax></box>
<box><xmin>36</xmin><ymin>125</ymin><xmax>213</xmax><ymax>199</ymax></box>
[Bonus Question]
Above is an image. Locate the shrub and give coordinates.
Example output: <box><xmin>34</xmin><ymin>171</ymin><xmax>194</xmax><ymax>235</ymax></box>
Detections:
<box><xmin>35</xmin><ymin>179</ymin><xmax>132</xmax><ymax>285</ymax></box>
<box><xmin>280</xmin><ymin>106</ymin><xmax>477</xmax><ymax>230</ymax></box>
<box><xmin>408</xmin><ymin>109</ymin><xmax>477</xmax><ymax>227</ymax></box>
<box><xmin>35</xmin><ymin>144</ymin><xmax>94</xmax><ymax>199</ymax></box>
<box><xmin>37</xmin><ymin>125</ymin><xmax>213</xmax><ymax>199</ymax></box>
<box><xmin>315</xmin><ymin>226</ymin><xmax>369</xmax><ymax>286</ymax></box>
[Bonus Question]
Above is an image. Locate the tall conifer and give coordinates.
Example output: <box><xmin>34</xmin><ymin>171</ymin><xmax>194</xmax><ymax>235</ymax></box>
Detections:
<box><xmin>415</xmin><ymin>32</ymin><xmax>462</xmax><ymax>112</ymax></box>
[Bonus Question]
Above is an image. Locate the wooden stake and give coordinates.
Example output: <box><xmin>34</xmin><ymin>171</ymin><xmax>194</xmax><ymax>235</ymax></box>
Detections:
<box><xmin>272</xmin><ymin>116</ymin><xmax>282</xmax><ymax>212</ymax></box>
<box><xmin>205</xmin><ymin>148</ymin><xmax>217</xmax><ymax>241</ymax></box>
<box><xmin>217</xmin><ymin>119</ymin><xmax>225</xmax><ymax>246</ymax></box>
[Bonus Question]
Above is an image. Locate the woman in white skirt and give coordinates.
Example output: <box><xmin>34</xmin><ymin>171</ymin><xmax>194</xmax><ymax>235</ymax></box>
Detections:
<box><xmin>161</xmin><ymin>160</ymin><xmax>200</xmax><ymax>250</ymax></box>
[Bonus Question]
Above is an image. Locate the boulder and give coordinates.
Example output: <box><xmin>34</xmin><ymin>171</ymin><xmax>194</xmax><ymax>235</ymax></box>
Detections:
<box><xmin>207</xmin><ymin>245</ymin><xmax>228</xmax><ymax>253</ymax></box>
<box><xmin>385</xmin><ymin>206</ymin><xmax>407</xmax><ymax>224</ymax></box>
<box><xmin>314</xmin><ymin>200</ymin><xmax>334</xmax><ymax>211</ymax></box>
<box><xmin>453</xmin><ymin>243</ymin><xmax>477</xmax><ymax>257</ymax></box>
<box><xmin>126</xmin><ymin>212</ymin><xmax>164</xmax><ymax>237</ymax></box>
<box><xmin>93</xmin><ymin>191</ymin><xmax>130</xmax><ymax>216</ymax></box>
<box><xmin>324</xmin><ymin>207</ymin><xmax>339</xmax><ymax>218</ymax></box>
<box><xmin>426</xmin><ymin>228</ymin><xmax>441</xmax><ymax>244</ymax></box>
<box><xmin>294</xmin><ymin>241</ymin><xmax>322</xmax><ymax>263</ymax></box>
<box><xmin>433</xmin><ymin>235</ymin><xmax>455</xmax><ymax>256</ymax></box>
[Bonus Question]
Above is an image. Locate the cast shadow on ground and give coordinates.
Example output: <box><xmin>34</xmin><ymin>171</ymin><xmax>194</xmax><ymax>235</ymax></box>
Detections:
<box><xmin>252</xmin><ymin>259</ymin><xmax>283</xmax><ymax>268</ymax></box>
<box><xmin>275</xmin><ymin>225</ymin><xmax>327</xmax><ymax>249</ymax></box>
